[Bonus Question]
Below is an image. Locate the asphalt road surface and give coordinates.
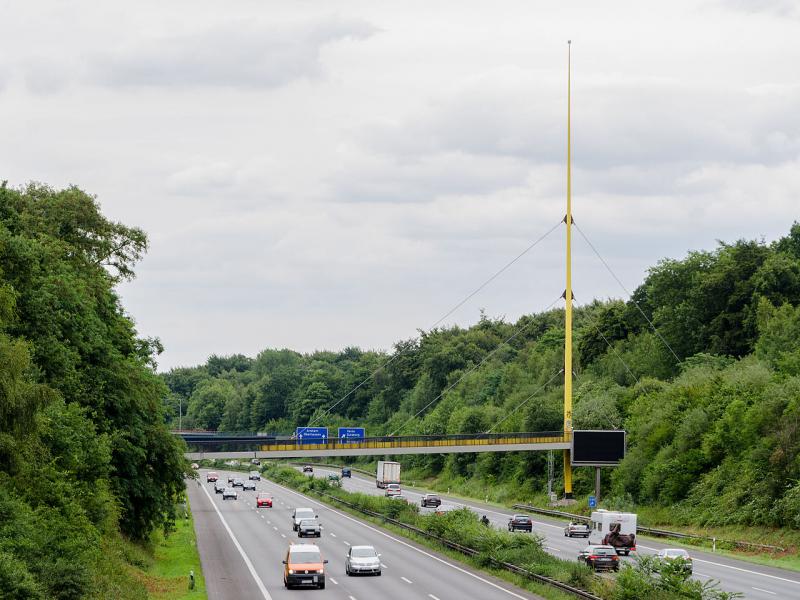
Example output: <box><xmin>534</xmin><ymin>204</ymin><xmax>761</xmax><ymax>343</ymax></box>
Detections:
<box><xmin>303</xmin><ymin>465</ymin><xmax>800</xmax><ymax>600</ymax></box>
<box><xmin>188</xmin><ymin>469</ymin><xmax>545</xmax><ymax>600</ymax></box>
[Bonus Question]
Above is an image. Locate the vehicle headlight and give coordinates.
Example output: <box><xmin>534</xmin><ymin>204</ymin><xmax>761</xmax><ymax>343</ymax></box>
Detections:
<box><xmin>288</xmin><ymin>569</ymin><xmax>294</xmax><ymax>574</ymax></box>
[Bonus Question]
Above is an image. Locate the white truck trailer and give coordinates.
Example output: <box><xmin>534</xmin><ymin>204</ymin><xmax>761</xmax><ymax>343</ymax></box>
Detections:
<box><xmin>376</xmin><ymin>461</ymin><xmax>401</xmax><ymax>488</ymax></box>
<box><xmin>588</xmin><ymin>509</ymin><xmax>637</xmax><ymax>555</ymax></box>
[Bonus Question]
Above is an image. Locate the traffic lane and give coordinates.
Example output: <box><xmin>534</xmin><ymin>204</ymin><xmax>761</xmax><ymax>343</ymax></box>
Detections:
<box><xmin>186</xmin><ymin>478</ymin><xmax>267</xmax><ymax>600</ymax></box>
<box><xmin>251</xmin><ymin>470</ymin><xmax>544</xmax><ymax>600</ymax></box>
<box><xmin>306</xmin><ymin>468</ymin><xmax>795</xmax><ymax>599</ymax></box>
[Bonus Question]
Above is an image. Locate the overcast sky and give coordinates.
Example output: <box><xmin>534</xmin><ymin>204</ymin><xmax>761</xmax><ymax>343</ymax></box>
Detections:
<box><xmin>2</xmin><ymin>1</ymin><xmax>799</xmax><ymax>370</ymax></box>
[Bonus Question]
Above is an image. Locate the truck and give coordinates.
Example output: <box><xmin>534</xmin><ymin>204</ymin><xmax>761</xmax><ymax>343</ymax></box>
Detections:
<box><xmin>376</xmin><ymin>460</ymin><xmax>401</xmax><ymax>488</ymax></box>
<box><xmin>588</xmin><ymin>510</ymin><xmax>637</xmax><ymax>555</ymax></box>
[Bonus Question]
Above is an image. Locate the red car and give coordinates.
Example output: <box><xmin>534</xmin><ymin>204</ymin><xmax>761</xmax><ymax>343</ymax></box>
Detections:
<box><xmin>206</xmin><ymin>471</ymin><xmax>218</xmax><ymax>483</ymax></box>
<box><xmin>257</xmin><ymin>493</ymin><xmax>273</xmax><ymax>508</ymax></box>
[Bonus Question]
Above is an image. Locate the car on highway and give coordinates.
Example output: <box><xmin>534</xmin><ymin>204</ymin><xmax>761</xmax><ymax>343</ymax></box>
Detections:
<box><xmin>256</xmin><ymin>493</ymin><xmax>273</xmax><ymax>508</ymax></box>
<box><xmin>345</xmin><ymin>545</ymin><xmax>381</xmax><ymax>576</ymax></box>
<box><xmin>190</xmin><ymin>462</ymin><xmax>200</xmax><ymax>470</ymax></box>
<box><xmin>564</xmin><ymin>521</ymin><xmax>591</xmax><ymax>538</ymax></box>
<box><xmin>508</xmin><ymin>514</ymin><xmax>533</xmax><ymax>532</ymax></box>
<box><xmin>249</xmin><ymin>470</ymin><xmax>261</xmax><ymax>480</ymax></box>
<box><xmin>222</xmin><ymin>487</ymin><xmax>238</xmax><ymax>500</ymax></box>
<box><xmin>227</xmin><ymin>475</ymin><xmax>236</xmax><ymax>485</ymax></box>
<box><xmin>385</xmin><ymin>483</ymin><xmax>402</xmax><ymax>497</ymax></box>
<box><xmin>283</xmin><ymin>543</ymin><xmax>328</xmax><ymax>589</ymax></box>
<box><xmin>341</xmin><ymin>467</ymin><xmax>351</xmax><ymax>478</ymax></box>
<box><xmin>251</xmin><ymin>458</ymin><xmax>261</xmax><ymax>465</ymax></box>
<box><xmin>298</xmin><ymin>518</ymin><xmax>322</xmax><ymax>538</ymax></box>
<box><xmin>421</xmin><ymin>493</ymin><xmax>442</xmax><ymax>508</ymax></box>
<box><xmin>302</xmin><ymin>465</ymin><xmax>314</xmax><ymax>473</ymax></box>
<box><xmin>232</xmin><ymin>478</ymin><xmax>245</xmax><ymax>488</ymax></box>
<box><xmin>656</xmin><ymin>548</ymin><xmax>693</xmax><ymax>574</ymax></box>
<box><xmin>292</xmin><ymin>508</ymin><xmax>317</xmax><ymax>531</ymax></box>
<box><xmin>214</xmin><ymin>481</ymin><xmax>226</xmax><ymax>494</ymax></box>
<box><xmin>242</xmin><ymin>480</ymin><xmax>256</xmax><ymax>491</ymax></box>
<box><xmin>577</xmin><ymin>545</ymin><xmax>620</xmax><ymax>571</ymax></box>
<box><xmin>206</xmin><ymin>471</ymin><xmax>219</xmax><ymax>483</ymax></box>
<box><xmin>328</xmin><ymin>473</ymin><xmax>340</xmax><ymax>482</ymax></box>
<box><xmin>390</xmin><ymin>493</ymin><xmax>408</xmax><ymax>501</ymax></box>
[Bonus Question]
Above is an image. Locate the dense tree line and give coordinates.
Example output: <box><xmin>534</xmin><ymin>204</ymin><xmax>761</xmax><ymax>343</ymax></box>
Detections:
<box><xmin>168</xmin><ymin>223</ymin><xmax>800</xmax><ymax>528</ymax></box>
<box><xmin>0</xmin><ymin>183</ymin><xmax>186</xmax><ymax>598</ymax></box>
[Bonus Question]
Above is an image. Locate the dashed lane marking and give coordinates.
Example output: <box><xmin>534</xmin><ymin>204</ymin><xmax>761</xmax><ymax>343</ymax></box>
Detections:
<box><xmin>752</xmin><ymin>587</ymin><xmax>777</xmax><ymax>595</ymax></box>
<box><xmin>330</xmin><ymin>577</ymin><xmax>338</xmax><ymax>585</ymax></box>
<box><xmin>429</xmin><ymin>595</ymin><xmax>441</xmax><ymax>600</ymax></box>
<box><xmin>401</xmin><ymin>576</ymin><xmax>413</xmax><ymax>584</ymax></box>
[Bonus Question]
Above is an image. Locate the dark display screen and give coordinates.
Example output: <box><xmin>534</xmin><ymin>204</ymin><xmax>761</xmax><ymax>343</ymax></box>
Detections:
<box><xmin>571</xmin><ymin>430</ymin><xmax>626</xmax><ymax>465</ymax></box>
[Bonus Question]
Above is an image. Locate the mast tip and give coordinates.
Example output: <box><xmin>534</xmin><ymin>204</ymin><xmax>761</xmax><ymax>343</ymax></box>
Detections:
<box><xmin>567</xmin><ymin>39</ymin><xmax>571</xmax><ymax>44</ymax></box>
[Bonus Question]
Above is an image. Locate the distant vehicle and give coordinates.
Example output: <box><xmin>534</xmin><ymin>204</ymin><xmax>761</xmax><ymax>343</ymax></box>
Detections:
<box><xmin>385</xmin><ymin>483</ymin><xmax>401</xmax><ymax>497</ymax></box>
<box><xmin>341</xmin><ymin>467</ymin><xmax>351</xmax><ymax>478</ymax></box>
<box><xmin>328</xmin><ymin>473</ymin><xmax>340</xmax><ymax>482</ymax></box>
<box><xmin>421</xmin><ymin>494</ymin><xmax>441</xmax><ymax>508</ymax></box>
<box><xmin>214</xmin><ymin>481</ymin><xmax>226</xmax><ymax>494</ymax></box>
<box><xmin>390</xmin><ymin>493</ymin><xmax>407</xmax><ymax>501</ymax></box>
<box><xmin>222</xmin><ymin>487</ymin><xmax>238</xmax><ymax>500</ymax></box>
<box><xmin>283</xmin><ymin>543</ymin><xmax>328</xmax><ymax>589</ymax></box>
<box><xmin>249</xmin><ymin>470</ymin><xmax>261</xmax><ymax>480</ymax></box>
<box><xmin>227</xmin><ymin>475</ymin><xmax>236</xmax><ymax>485</ymax></box>
<box><xmin>589</xmin><ymin>510</ymin><xmax>637</xmax><ymax>555</ymax></box>
<box><xmin>345</xmin><ymin>545</ymin><xmax>382</xmax><ymax>576</ymax></box>
<box><xmin>303</xmin><ymin>465</ymin><xmax>314</xmax><ymax>473</ymax></box>
<box><xmin>251</xmin><ymin>458</ymin><xmax>261</xmax><ymax>465</ymax></box>
<box><xmin>656</xmin><ymin>549</ymin><xmax>693</xmax><ymax>574</ymax></box>
<box><xmin>508</xmin><ymin>514</ymin><xmax>533</xmax><ymax>532</ymax></box>
<box><xmin>376</xmin><ymin>460</ymin><xmax>400</xmax><ymax>488</ymax></box>
<box><xmin>206</xmin><ymin>472</ymin><xmax>218</xmax><ymax>483</ymax></box>
<box><xmin>577</xmin><ymin>545</ymin><xmax>620</xmax><ymax>571</ymax></box>
<box><xmin>298</xmin><ymin>518</ymin><xmax>322</xmax><ymax>538</ymax></box>
<box><xmin>243</xmin><ymin>480</ymin><xmax>256</xmax><ymax>491</ymax></box>
<box><xmin>565</xmin><ymin>521</ymin><xmax>591</xmax><ymax>538</ymax></box>
<box><xmin>256</xmin><ymin>493</ymin><xmax>273</xmax><ymax>508</ymax></box>
<box><xmin>292</xmin><ymin>508</ymin><xmax>317</xmax><ymax>531</ymax></box>
<box><xmin>190</xmin><ymin>463</ymin><xmax>200</xmax><ymax>469</ymax></box>
<box><xmin>232</xmin><ymin>478</ymin><xmax>245</xmax><ymax>488</ymax></box>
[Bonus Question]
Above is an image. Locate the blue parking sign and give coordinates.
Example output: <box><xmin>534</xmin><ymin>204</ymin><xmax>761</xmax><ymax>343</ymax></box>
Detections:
<box><xmin>588</xmin><ymin>495</ymin><xmax>597</xmax><ymax>508</ymax></box>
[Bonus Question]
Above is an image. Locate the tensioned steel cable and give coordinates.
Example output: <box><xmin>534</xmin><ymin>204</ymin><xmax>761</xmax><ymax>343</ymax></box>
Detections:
<box><xmin>390</xmin><ymin>294</ymin><xmax>564</xmax><ymax>436</ymax></box>
<box><xmin>305</xmin><ymin>220</ymin><xmax>563</xmax><ymax>428</ymax></box>
<box><xmin>588</xmin><ymin>318</ymin><xmax>640</xmax><ymax>385</ymax></box>
<box><xmin>573</xmin><ymin>222</ymin><xmax>682</xmax><ymax>365</ymax></box>
<box><xmin>485</xmin><ymin>368</ymin><xmax>565</xmax><ymax>433</ymax></box>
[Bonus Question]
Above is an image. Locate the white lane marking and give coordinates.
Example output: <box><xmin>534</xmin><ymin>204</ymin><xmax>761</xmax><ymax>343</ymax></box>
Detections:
<box><xmin>752</xmin><ymin>587</ymin><xmax>777</xmax><ymax>595</ymax></box>
<box><xmin>690</xmin><ymin>558</ymin><xmax>800</xmax><ymax>585</ymax></box>
<box><xmin>198</xmin><ymin>483</ymin><xmax>273</xmax><ymax>600</ymax></box>
<box><xmin>330</xmin><ymin>533</ymin><xmax>337</xmax><ymax>538</ymax></box>
<box><xmin>330</xmin><ymin>577</ymin><xmax>338</xmax><ymax>585</ymax></box>
<box><xmin>343</xmin><ymin>541</ymin><xmax>351</xmax><ymax>546</ymax></box>
<box><xmin>349</xmin><ymin>596</ymin><xmax>356</xmax><ymax>600</ymax></box>
<box><xmin>401</xmin><ymin>576</ymin><xmax>413</xmax><ymax>584</ymax></box>
<box><xmin>270</xmin><ymin>479</ymin><xmax>532</xmax><ymax>600</ymax></box>
<box><xmin>429</xmin><ymin>595</ymin><xmax>441</xmax><ymax>600</ymax></box>
<box><xmin>381</xmin><ymin>563</ymin><xmax>388</xmax><ymax>569</ymax></box>
<box><xmin>281</xmin><ymin>534</ymin><xmax>286</xmax><ymax>538</ymax></box>
<box><xmin>273</xmin><ymin>526</ymin><xmax>278</xmax><ymax>531</ymax></box>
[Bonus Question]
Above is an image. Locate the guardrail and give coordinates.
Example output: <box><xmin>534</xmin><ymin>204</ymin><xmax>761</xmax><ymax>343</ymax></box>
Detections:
<box><xmin>317</xmin><ymin>491</ymin><xmax>603</xmax><ymax>600</ymax></box>
<box><xmin>512</xmin><ymin>504</ymin><xmax>785</xmax><ymax>553</ymax></box>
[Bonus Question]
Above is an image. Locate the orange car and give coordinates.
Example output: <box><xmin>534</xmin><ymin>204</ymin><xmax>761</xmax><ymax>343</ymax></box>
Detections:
<box><xmin>256</xmin><ymin>492</ymin><xmax>272</xmax><ymax>508</ymax></box>
<box><xmin>283</xmin><ymin>544</ymin><xmax>328</xmax><ymax>589</ymax></box>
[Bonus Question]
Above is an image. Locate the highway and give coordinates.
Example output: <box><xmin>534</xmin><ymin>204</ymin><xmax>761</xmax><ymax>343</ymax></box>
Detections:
<box><xmin>302</xmin><ymin>465</ymin><xmax>800</xmax><ymax>600</ymax></box>
<box><xmin>188</xmin><ymin>469</ymin><xmax>545</xmax><ymax>600</ymax></box>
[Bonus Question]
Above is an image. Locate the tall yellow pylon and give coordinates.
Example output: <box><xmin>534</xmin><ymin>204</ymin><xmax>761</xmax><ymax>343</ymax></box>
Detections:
<box><xmin>563</xmin><ymin>40</ymin><xmax>574</xmax><ymax>500</ymax></box>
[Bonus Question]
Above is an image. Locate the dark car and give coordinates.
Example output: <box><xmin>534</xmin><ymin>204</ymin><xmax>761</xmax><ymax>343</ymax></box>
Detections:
<box><xmin>577</xmin><ymin>545</ymin><xmax>620</xmax><ymax>571</ymax></box>
<box><xmin>341</xmin><ymin>467</ymin><xmax>351</xmax><ymax>478</ymax></box>
<box><xmin>508</xmin><ymin>514</ymin><xmax>533</xmax><ymax>532</ymax></box>
<box><xmin>232</xmin><ymin>478</ymin><xmax>245</xmax><ymax>488</ymax></box>
<box><xmin>214</xmin><ymin>481</ymin><xmax>226</xmax><ymax>494</ymax></box>
<box><xmin>249</xmin><ymin>470</ymin><xmax>261</xmax><ymax>481</ymax></box>
<box><xmin>302</xmin><ymin>465</ymin><xmax>313</xmax><ymax>473</ymax></box>
<box><xmin>227</xmin><ymin>475</ymin><xmax>236</xmax><ymax>485</ymax></box>
<box><xmin>298</xmin><ymin>518</ymin><xmax>322</xmax><ymax>538</ymax></box>
<box><xmin>420</xmin><ymin>494</ymin><xmax>442</xmax><ymax>508</ymax></box>
<box><xmin>222</xmin><ymin>487</ymin><xmax>238</xmax><ymax>501</ymax></box>
<box><xmin>243</xmin><ymin>480</ymin><xmax>256</xmax><ymax>491</ymax></box>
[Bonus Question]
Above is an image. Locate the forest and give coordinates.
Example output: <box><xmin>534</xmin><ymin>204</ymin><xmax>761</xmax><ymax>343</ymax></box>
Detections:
<box><xmin>0</xmin><ymin>183</ymin><xmax>186</xmax><ymax>598</ymax></box>
<box><xmin>167</xmin><ymin>222</ymin><xmax>800</xmax><ymax>529</ymax></box>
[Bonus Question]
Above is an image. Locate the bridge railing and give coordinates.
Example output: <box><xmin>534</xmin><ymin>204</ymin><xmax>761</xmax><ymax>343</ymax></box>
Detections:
<box><xmin>179</xmin><ymin>431</ymin><xmax>570</xmax><ymax>452</ymax></box>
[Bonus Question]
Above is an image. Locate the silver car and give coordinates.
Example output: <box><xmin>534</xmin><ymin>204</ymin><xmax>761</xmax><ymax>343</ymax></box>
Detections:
<box><xmin>345</xmin><ymin>545</ymin><xmax>381</xmax><ymax>576</ymax></box>
<box><xmin>222</xmin><ymin>487</ymin><xmax>238</xmax><ymax>500</ymax></box>
<box><xmin>298</xmin><ymin>518</ymin><xmax>321</xmax><ymax>538</ymax></box>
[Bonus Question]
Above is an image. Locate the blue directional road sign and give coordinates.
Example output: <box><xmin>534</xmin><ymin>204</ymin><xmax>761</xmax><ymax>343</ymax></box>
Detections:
<box><xmin>588</xmin><ymin>495</ymin><xmax>597</xmax><ymax>509</ymax></box>
<box><xmin>296</xmin><ymin>427</ymin><xmax>328</xmax><ymax>444</ymax></box>
<box><xmin>338</xmin><ymin>427</ymin><xmax>365</xmax><ymax>443</ymax></box>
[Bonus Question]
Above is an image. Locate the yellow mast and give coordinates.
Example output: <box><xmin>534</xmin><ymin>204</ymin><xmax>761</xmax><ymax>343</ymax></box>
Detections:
<box><xmin>563</xmin><ymin>40</ymin><xmax>574</xmax><ymax>499</ymax></box>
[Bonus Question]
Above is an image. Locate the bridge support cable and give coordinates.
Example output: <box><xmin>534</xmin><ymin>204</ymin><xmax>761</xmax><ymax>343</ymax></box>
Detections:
<box><xmin>390</xmin><ymin>295</ymin><xmax>564</xmax><ymax>436</ymax></box>
<box><xmin>586</xmin><ymin>319</ymin><xmax>640</xmax><ymax>385</ymax></box>
<box><xmin>485</xmin><ymin>368</ymin><xmax>564</xmax><ymax>434</ymax></box>
<box><xmin>305</xmin><ymin>220</ymin><xmax>563</xmax><ymax>428</ymax></box>
<box><xmin>573</xmin><ymin>222</ymin><xmax>682</xmax><ymax>365</ymax></box>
